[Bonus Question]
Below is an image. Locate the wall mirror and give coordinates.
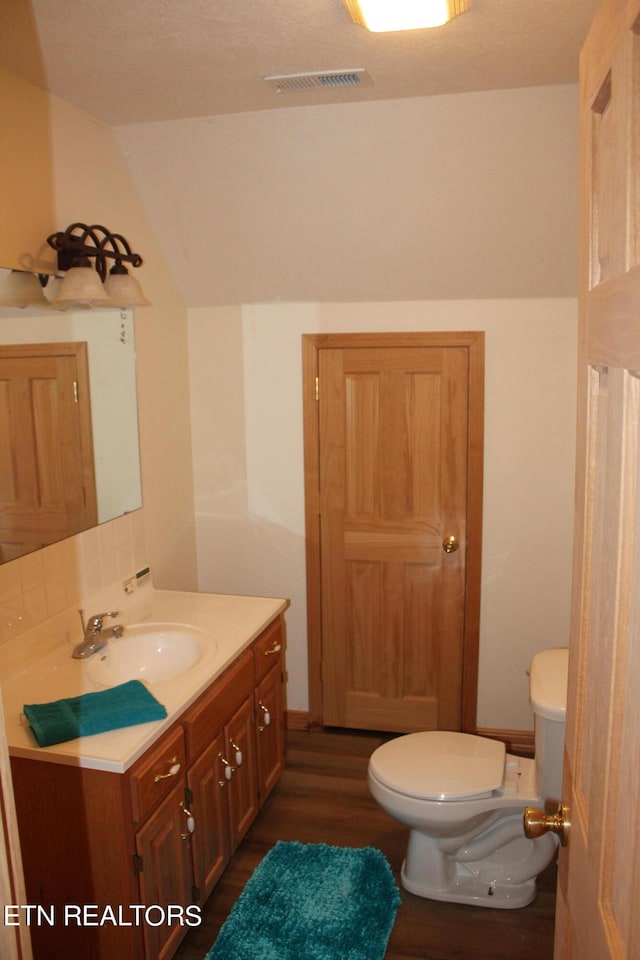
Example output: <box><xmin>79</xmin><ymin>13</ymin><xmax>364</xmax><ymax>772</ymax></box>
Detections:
<box><xmin>0</xmin><ymin>267</ymin><xmax>142</xmax><ymax>564</ymax></box>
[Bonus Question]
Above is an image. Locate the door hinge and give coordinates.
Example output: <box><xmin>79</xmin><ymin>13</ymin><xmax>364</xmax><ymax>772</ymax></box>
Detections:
<box><xmin>133</xmin><ymin>852</ymin><xmax>143</xmax><ymax>875</ymax></box>
<box><xmin>73</xmin><ymin>380</ymin><xmax>79</xmax><ymax>403</ymax></box>
<box><xmin>315</xmin><ymin>375</ymin><xmax>319</xmax><ymax>401</ymax></box>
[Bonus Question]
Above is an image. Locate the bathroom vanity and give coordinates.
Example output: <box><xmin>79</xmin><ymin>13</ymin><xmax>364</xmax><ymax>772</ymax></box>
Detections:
<box><xmin>3</xmin><ymin>590</ymin><xmax>289</xmax><ymax>960</ymax></box>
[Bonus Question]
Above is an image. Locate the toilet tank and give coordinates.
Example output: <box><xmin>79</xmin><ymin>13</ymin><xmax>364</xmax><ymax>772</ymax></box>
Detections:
<box><xmin>529</xmin><ymin>647</ymin><xmax>569</xmax><ymax>805</ymax></box>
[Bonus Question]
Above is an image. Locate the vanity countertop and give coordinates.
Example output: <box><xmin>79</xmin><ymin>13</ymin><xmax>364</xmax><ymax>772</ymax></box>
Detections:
<box><xmin>1</xmin><ymin>590</ymin><xmax>289</xmax><ymax>774</ymax></box>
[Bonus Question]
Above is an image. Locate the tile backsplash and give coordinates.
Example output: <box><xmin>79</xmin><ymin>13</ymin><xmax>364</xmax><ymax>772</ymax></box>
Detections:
<box><xmin>0</xmin><ymin>511</ymin><xmax>148</xmax><ymax>673</ymax></box>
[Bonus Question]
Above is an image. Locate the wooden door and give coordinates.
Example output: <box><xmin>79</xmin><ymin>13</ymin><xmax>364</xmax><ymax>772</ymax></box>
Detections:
<box><xmin>187</xmin><ymin>731</ymin><xmax>230</xmax><ymax>902</ymax></box>
<box><xmin>0</xmin><ymin>342</ymin><xmax>97</xmax><ymax>561</ymax></box>
<box><xmin>135</xmin><ymin>785</ymin><xmax>193</xmax><ymax>960</ymax></box>
<box><xmin>225</xmin><ymin>696</ymin><xmax>259</xmax><ymax>852</ymax></box>
<box><xmin>255</xmin><ymin>664</ymin><xmax>285</xmax><ymax>801</ymax></box>
<box><xmin>303</xmin><ymin>332</ymin><xmax>484</xmax><ymax>733</ymax></box>
<box><xmin>555</xmin><ymin>2</ymin><xmax>640</xmax><ymax>956</ymax></box>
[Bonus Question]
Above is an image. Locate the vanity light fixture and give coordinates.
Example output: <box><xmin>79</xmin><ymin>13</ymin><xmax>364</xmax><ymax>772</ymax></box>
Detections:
<box><xmin>0</xmin><ymin>269</ymin><xmax>52</xmax><ymax>309</ymax></box>
<box><xmin>46</xmin><ymin>222</ymin><xmax>150</xmax><ymax>309</ymax></box>
<box><xmin>343</xmin><ymin>0</ymin><xmax>469</xmax><ymax>31</ymax></box>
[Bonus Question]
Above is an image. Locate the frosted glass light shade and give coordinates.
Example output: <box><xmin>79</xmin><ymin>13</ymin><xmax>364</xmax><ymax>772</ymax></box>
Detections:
<box><xmin>103</xmin><ymin>270</ymin><xmax>150</xmax><ymax>308</ymax></box>
<box><xmin>51</xmin><ymin>265</ymin><xmax>115</xmax><ymax>308</ymax></box>
<box><xmin>0</xmin><ymin>270</ymin><xmax>52</xmax><ymax>309</ymax></box>
<box><xmin>344</xmin><ymin>0</ymin><xmax>468</xmax><ymax>31</ymax></box>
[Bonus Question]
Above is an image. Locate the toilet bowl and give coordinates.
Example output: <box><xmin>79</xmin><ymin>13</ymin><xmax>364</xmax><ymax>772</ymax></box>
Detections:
<box><xmin>368</xmin><ymin>647</ymin><xmax>569</xmax><ymax>909</ymax></box>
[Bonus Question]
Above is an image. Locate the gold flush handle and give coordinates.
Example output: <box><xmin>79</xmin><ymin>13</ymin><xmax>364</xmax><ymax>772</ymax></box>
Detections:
<box><xmin>442</xmin><ymin>535</ymin><xmax>459</xmax><ymax>554</ymax></box>
<box><xmin>523</xmin><ymin>803</ymin><xmax>570</xmax><ymax>846</ymax></box>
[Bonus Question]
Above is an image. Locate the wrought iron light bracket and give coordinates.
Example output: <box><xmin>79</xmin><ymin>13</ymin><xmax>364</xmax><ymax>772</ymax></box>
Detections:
<box><xmin>46</xmin><ymin>222</ymin><xmax>144</xmax><ymax>281</ymax></box>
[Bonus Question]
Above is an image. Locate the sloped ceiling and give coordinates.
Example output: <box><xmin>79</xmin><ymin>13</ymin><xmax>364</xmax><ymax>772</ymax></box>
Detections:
<box><xmin>1</xmin><ymin>0</ymin><xmax>599</xmax><ymax>303</ymax></box>
<box><xmin>3</xmin><ymin>0</ymin><xmax>597</xmax><ymax>124</ymax></box>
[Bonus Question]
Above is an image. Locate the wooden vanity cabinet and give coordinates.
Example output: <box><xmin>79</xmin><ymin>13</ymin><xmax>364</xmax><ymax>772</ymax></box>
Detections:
<box><xmin>185</xmin><ymin>731</ymin><xmax>229</xmax><ymax>900</ymax></box>
<box><xmin>182</xmin><ymin>616</ymin><xmax>286</xmax><ymax>902</ymax></box>
<box><xmin>10</xmin><ymin>613</ymin><xmax>286</xmax><ymax>960</ymax></box>
<box><xmin>129</xmin><ymin>724</ymin><xmax>193</xmax><ymax>960</ymax></box>
<box><xmin>253</xmin><ymin>617</ymin><xmax>285</xmax><ymax>802</ymax></box>
<box><xmin>10</xmin><ymin>756</ymin><xmax>143</xmax><ymax>960</ymax></box>
<box><xmin>134</xmin><ymin>782</ymin><xmax>193</xmax><ymax>960</ymax></box>
<box><xmin>255</xmin><ymin>663</ymin><xmax>285</xmax><ymax>800</ymax></box>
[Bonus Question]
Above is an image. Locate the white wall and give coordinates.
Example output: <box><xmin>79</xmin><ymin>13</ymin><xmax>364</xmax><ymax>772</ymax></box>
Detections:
<box><xmin>151</xmin><ymin>82</ymin><xmax>583</xmax><ymax>733</ymax></box>
<box><xmin>189</xmin><ymin>299</ymin><xmax>577</xmax><ymax>731</ymax></box>
<box><xmin>0</xmin><ymin>67</ymin><xmax>199</xmax><ymax>641</ymax></box>
<box><xmin>117</xmin><ymin>84</ymin><xmax>579</xmax><ymax>306</ymax></box>
<box><xmin>48</xmin><ymin>93</ymin><xmax>198</xmax><ymax>589</ymax></box>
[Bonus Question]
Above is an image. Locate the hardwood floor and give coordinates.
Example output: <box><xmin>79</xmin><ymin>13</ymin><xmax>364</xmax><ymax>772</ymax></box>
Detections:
<box><xmin>175</xmin><ymin>729</ymin><xmax>557</xmax><ymax>960</ymax></box>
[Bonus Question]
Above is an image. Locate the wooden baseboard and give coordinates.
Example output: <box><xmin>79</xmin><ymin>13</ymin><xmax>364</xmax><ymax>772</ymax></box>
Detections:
<box><xmin>285</xmin><ymin>710</ymin><xmax>312</xmax><ymax>731</ymax></box>
<box><xmin>475</xmin><ymin>727</ymin><xmax>534</xmax><ymax>757</ymax></box>
<box><xmin>285</xmin><ymin>713</ymin><xmax>534</xmax><ymax>756</ymax></box>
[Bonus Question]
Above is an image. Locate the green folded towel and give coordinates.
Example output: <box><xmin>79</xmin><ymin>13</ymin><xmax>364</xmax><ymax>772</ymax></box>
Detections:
<box><xmin>23</xmin><ymin>679</ymin><xmax>168</xmax><ymax>747</ymax></box>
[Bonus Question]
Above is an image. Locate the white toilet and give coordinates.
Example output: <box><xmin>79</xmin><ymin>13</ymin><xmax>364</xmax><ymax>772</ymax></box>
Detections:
<box><xmin>368</xmin><ymin>647</ymin><xmax>568</xmax><ymax>909</ymax></box>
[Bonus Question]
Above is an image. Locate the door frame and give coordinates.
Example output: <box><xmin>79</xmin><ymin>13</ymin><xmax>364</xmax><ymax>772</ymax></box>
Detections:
<box><xmin>302</xmin><ymin>331</ymin><xmax>485</xmax><ymax>732</ymax></box>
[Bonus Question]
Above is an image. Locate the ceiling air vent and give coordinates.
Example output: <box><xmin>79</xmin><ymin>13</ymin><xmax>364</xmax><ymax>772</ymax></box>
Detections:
<box><xmin>264</xmin><ymin>69</ymin><xmax>373</xmax><ymax>94</ymax></box>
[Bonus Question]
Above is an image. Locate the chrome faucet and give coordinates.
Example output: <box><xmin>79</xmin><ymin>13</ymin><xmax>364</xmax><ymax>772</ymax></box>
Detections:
<box><xmin>72</xmin><ymin>610</ymin><xmax>124</xmax><ymax>659</ymax></box>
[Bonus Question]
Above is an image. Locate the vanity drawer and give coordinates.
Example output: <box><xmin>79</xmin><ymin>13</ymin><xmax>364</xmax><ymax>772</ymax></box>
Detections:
<box><xmin>183</xmin><ymin>649</ymin><xmax>254</xmax><ymax>760</ymax></box>
<box><xmin>253</xmin><ymin>617</ymin><xmax>284</xmax><ymax>682</ymax></box>
<box><xmin>129</xmin><ymin>724</ymin><xmax>186</xmax><ymax>823</ymax></box>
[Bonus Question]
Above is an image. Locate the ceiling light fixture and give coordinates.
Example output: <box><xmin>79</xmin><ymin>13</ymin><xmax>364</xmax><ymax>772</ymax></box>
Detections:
<box><xmin>343</xmin><ymin>0</ymin><xmax>469</xmax><ymax>31</ymax></box>
<box><xmin>46</xmin><ymin>222</ymin><xmax>150</xmax><ymax>309</ymax></box>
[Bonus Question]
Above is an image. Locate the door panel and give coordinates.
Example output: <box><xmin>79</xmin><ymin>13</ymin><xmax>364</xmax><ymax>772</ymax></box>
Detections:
<box><xmin>225</xmin><ymin>697</ymin><xmax>258</xmax><ymax>852</ymax></box>
<box><xmin>135</xmin><ymin>786</ymin><xmax>193</xmax><ymax>960</ymax></box>
<box><xmin>312</xmin><ymin>337</ymin><xmax>481</xmax><ymax>733</ymax></box>
<box><xmin>187</xmin><ymin>732</ymin><xmax>230</xmax><ymax>902</ymax></box>
<box><xmin>556</xmin><ymin>2</ymin><xmax>640</xmax><ymax>956</ymax></box>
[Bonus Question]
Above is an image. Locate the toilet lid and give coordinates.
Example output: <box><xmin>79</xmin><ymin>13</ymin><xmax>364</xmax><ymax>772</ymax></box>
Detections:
<box><xmin>369</xmin><ymin>731</ymin><xmax>506</xmax><ymax>801</ymax></box>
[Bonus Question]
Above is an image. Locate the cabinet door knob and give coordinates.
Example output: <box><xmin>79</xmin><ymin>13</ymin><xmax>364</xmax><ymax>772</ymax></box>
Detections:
<box><xmin>180</xmin><ymin>802</ymin><xmax>196</xmax><ymax>840</ymax></box>
<box><xmin>264</xmin><ymin>643</ymin><xmax>282</xmax><ymax>656</ymax></box>
<box><xmin>258</xmin><ymin>702</ymin><xmax>271</xmax><ymax>731</ymax></box>
<box><xmin>230</xmin><ymin>740</ymin><xmax>243</xmax><ymax>766</ymax></box>
<box><xmin>218</xmin><ymin>753</ymin><xmax>235</xmax><ymax>780</ymax></box>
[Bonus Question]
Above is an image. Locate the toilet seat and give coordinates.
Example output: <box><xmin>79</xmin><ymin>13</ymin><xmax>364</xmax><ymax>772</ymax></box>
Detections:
<box><xmin>369</xmin><ymin>731</ymin><xmax>506</xmax><ymax>801</ymax></box>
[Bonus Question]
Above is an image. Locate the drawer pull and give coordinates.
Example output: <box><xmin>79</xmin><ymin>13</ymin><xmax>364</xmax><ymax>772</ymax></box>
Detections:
<box><xmin>231</xmin><ymin>740</ymin><xmax>243</xmax><ymax>766</ymax></box>
<box><xmin>258</xmin><ymin>702</ymin><xmax>271</xmax><ymax>731</ymax></box>
<box><xmin>264</xmin><ymin>642</ymin><xmax>282</xmax><ymax>657</ymax></box>
<box><xmin>154</xmin><ymin>758</ymin><xmax>181</xmax><ymax>783</ymax></box>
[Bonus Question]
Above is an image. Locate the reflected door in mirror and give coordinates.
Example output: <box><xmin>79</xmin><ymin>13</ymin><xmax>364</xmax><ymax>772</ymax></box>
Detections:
<box><xmin>0</xmin><ymin>342</ymin><xmax>97</xmax><ymax>561</ymax></box>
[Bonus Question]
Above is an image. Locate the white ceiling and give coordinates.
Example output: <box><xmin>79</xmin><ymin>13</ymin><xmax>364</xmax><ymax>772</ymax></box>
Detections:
<box><xmin>2</xmin><ymin>0</ymin><xmax>598</xmax><ymax>126</ymax></box>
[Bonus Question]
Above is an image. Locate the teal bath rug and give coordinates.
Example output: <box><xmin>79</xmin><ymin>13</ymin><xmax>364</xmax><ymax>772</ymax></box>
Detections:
<box><xmin>205</xmin><ymin>841</ymin><xmax>401</xmax><ymax>960</ymax></box>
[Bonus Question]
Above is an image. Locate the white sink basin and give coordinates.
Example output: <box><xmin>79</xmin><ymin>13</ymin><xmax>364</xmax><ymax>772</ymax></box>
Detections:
<box><xmin>86</xmin><ymin>622</ymin><xmax>212</xmax><ymax>687</ymax></box>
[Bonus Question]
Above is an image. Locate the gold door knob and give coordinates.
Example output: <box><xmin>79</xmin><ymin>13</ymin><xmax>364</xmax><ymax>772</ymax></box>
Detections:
<box><xmin>523</xmin><ymin>803</ymin><xmax>570</xmax><ymax>846</ymax></box>
<box><xmin>442</xmin><ymin>535</ymin><xmax>459</xmax><ymax>554</ymax></box>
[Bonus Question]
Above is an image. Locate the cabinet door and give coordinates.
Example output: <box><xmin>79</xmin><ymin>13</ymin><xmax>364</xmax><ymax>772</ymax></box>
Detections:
<box><xmin>187</xmin><ymin>731</ymin><xmax>231</xmax><ymax>902</ymax></box>
<box><xmin>255</xmin><ymin>663</ymin><xmax>285</xmax><ymax>803</ymax></box>
<box><xmin>224</xmin><ymin>696</ymin><xmax>258</xmax><ymax>851</ymax></box>
<box><xmin>135</xmin><ymin>783</ymin><xmax>193</xmax><ymax>960</ymax></box>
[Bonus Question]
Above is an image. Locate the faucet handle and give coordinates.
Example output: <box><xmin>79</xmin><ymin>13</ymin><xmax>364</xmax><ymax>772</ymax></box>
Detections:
<box><xmin>88</xmin><ymin>611</ymin><xmax>120</xmax><ymax>630</ymax></box>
